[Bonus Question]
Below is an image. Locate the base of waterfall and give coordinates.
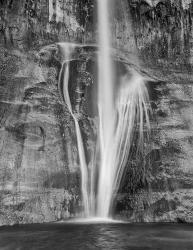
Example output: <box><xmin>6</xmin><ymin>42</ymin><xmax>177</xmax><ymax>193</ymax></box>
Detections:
<box><xmin>57</xmin><ymin>217</ymin><xmax>125</xmax><ymax>224</ymax></box>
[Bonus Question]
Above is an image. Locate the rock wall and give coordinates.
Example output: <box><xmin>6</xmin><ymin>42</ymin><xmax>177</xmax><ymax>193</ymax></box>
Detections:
<box><xmin>115</xmin><ymin>0</ymin><xmax>193</xmax><ymax>222</ymax></box>
<box><xmin>0</xmin><ymin>0</ymin><xmax>193</xmax><ymax>224</ymax></box>
<box><xmin>129</xmin><ymin>0</ymin><xmax>193</xmax><ymax>65</ymax></box>
<box><xmin>0</xmin><ymin>0</ymin><xmax>94</xmax><ymax>225</ymax></box>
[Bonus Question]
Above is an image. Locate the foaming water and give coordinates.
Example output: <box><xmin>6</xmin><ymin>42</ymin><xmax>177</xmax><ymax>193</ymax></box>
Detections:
<box><xmin>61</xmin><ymin>217</ymin><xmax>125</xmax><ymax>224</ymax></box>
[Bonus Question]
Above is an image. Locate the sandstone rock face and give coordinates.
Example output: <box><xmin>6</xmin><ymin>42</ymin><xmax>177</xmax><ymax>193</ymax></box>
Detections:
<box><xmin>0</xmin><ymin>0</ymin><xmax>193</xmax><ymax>224</ymax></box>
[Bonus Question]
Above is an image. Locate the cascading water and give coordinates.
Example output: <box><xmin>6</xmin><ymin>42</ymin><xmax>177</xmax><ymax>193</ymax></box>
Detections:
<box><xmin>97</xmin><ymin>68</ymin><xmax>150</xmax><ymax>218</ymax></box>
<box><xmin>96</xmin><ymin>0</ymin><xmax>150</xmax><ymax>218</ymax></box>
<box><xmin>58</xmin><ymin>1</ymin><xmax>151</xmax><ymax>220</ymax></box>
<box><xmin>96</xmin><ymin>0</ymin><xmax>116</xmax><ymax>218</ymax></box>
<box><xmin>58</xmin><ymin>43</ymin><xmax>90</xmax><ymax>217</ymax></box>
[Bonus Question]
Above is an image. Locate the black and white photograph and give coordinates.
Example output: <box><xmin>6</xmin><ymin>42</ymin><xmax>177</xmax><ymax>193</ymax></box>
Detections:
<box><xmin>0</xmin><ymin>0</ymin><xmax>193</xmax><ymax>249</ymax></box>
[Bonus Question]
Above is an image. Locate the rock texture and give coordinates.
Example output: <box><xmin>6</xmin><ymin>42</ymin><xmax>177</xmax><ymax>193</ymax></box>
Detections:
<box><xmin>0</xmin><ymin>0</ymin><xmax>193</xmax><ymax>224</ymax></box>
<box><xmin>115</xmin><ymin>0</ymin><xmax>193</xmax><ymax>222</ymax></box>
<box><xmin>0</xmin><ymin>0</ymin><xmax>94</xmax><ymax>225</ymax></box>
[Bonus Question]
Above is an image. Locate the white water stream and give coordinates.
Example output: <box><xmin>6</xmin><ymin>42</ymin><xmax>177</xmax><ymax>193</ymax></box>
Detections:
<box><xmin>58</xmin><ymin>43</ymin><xmax>90</xmax><ymax>216</ymax></box>
<box><xmin>96</xmin><ymin>0</ymin><xmax>150</xmax><ymax>218</ymax></box>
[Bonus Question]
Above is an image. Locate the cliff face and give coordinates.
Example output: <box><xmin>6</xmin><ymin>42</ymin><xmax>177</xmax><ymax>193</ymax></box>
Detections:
<box><xmin>0</xmin><ymin>0</ymin><xmax>193</xmax><ymax>224</ymax></box>
<box><xmin>0</xmin><ymin>0</ymin><xmax>93</xmax><ymax>225</ymax></box>
<box><xmin>130</xmin><ymin>0</ymin><xmax>193</xmax><ymax>65</ymax></box>
<box><xmin>115</xmin><ymin>0</ymin><xmax>193</xmax><ymax>222</ymax></box>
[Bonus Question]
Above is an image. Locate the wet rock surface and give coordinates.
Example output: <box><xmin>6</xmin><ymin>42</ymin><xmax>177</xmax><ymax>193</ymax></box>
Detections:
<box><xmin>0</xmin><ymin>0</ymin><xmax>193</xmax><ymax>224</ymax></box>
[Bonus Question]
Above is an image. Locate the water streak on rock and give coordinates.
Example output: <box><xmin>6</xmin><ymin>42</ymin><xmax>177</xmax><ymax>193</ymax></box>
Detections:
<box><xmin>58</xmin><ymin>43</ymin><xmax>90</xmax><ymax>216</ymax></box>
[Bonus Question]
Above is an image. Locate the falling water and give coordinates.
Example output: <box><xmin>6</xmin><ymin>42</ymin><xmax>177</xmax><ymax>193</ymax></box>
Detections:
<box><xmin>96</xmin><ymin>0</ymin><xmax>151</xmax><ymax>218</ymax></box>
<box><xmin>58</xmin><ymin>43</ymin><xmax>90</xmax><ymax>216</ymax></box>
<box><xmin>58</xmin><ymin>1</ymin><xmax>151</xmax><ymax>220</ymax></box>
<box><xmin>97</xmin><ymin>0</ymin><xmax>116</xmax><ymax>217</ymax></box>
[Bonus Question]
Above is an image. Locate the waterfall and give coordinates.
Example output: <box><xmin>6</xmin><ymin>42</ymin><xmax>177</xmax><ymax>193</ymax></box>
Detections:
<box><xmin>58</xmin><ymin>0</ymin><xmax>151</xmax><ymax>220</ymax></box>
<box><xmin>58</xmin><ymin>43</ymin><xmax>90</xmax><ymax>217</ymax></box>
<box><xmin>97</xmin><ymin>69</ymin><xmax>150</xmax><ymax>218</ymax></box>
<box><xmin>96</xmin><ymin>0</ymin><xmax>151</xmax><ymax>218</ymax></box>
<box><xmin>96</xmin><ymin>0</ymin><xmax>116</xmax><ymax>217</ymax></box>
